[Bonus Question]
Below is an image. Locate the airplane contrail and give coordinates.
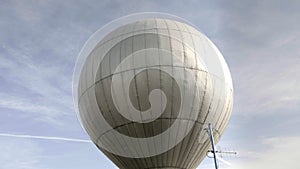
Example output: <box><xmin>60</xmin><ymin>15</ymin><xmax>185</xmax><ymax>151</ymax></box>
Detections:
<box><xmin>0</xmin><ymin>133</ymin><xmax>233</xmax><ymax>166</ymax></box>
<box><xmin>0</xmin><ymin>133</ymin><xmax>92</xmax><ymax>143</ymax></box>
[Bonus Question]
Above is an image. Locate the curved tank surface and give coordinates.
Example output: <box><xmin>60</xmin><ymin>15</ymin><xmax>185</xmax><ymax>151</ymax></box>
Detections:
<box><xmin>75</xmin><ymin>15</ymin><xmax>233</xmax><ymax>169</ymax></box>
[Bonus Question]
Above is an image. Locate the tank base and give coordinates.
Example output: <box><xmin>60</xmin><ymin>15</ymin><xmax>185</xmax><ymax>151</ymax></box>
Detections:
<box><xmin>146</xmin><ymin>168</ymin><xmax>186</xmax><ymax>169</ymax></box>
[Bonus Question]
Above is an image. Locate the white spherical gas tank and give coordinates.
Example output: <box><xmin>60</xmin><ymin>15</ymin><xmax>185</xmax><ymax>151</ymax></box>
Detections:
<box><xmin>74</xmin><ymin>14</ymin><xmax>233</xmax><ymax>169</ymax></box>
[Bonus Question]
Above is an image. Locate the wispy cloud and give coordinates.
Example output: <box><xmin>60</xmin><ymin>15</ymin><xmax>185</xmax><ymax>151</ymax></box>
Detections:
<box><xmin>198</xmin><ymin>157</ymin><xmax>232</xmax><ymax>169</ymax></box>
<box><xmin>231</xmin><ymin>136</ymin><xmax>300</xmax><ymax>169</ymax></box>
<box><xmin>0</xmin><ymin>44</ymin><xmax>75</xmax><ymax>126</ymax></box>
<box><xmin>217</xmin><ymin>157</ymin><xmax>232</xmax><ymax>166</ymax></box>
<box><xmin>0</xmin><ymin>95</ymin><xmax>62</xmax><ymax>117</ymax></box>
<box><xmin>213</xmin><ymin>1</ymin><xmax>300</xmax><ymax>118</ymax></box>
<box><xmin>0</xmin><ymin>138</ymin><xmax>45</xmax><ymax>169</ymax></box>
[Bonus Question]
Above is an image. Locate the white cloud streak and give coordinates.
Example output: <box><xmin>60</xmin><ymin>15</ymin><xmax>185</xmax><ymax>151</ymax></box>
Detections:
<box><xmin>197</xmin><ymin>154</ymin><xmax>233</xmax><ymax>169</ymax></box>
<box><xmin>0</xmin><ymin>133</ymin><xmax>92</xmax><ymax>143</ymax></box>
<box><xmin>229</xmin><ymin>136</ymin><xmax>300</xmax><ymax>169</ymax></box>
<box><xmin>0</xmin><ymin>95</ymin><xmax>61</xmax><ymax>115</ymax></box>
<box><xmin>217</xmin><ymin>156</ymin><xmax>232</xmax><ymax>166</ymax></box>
<box><xmin>0</xmin><ymin>138</ymin><xmax>45</xmax><ymax>169</ymax></box>
<box><xmin>0</xmin><ymin>44</ymin><xmax>75</xmax><ymax>126</ymax></box>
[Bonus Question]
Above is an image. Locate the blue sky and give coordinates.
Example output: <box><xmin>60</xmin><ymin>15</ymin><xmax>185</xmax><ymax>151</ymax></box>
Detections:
<box><xmin>0</xmin><ymin>0</ymin><xmax>299</xmax><ymax>168</ymax></box>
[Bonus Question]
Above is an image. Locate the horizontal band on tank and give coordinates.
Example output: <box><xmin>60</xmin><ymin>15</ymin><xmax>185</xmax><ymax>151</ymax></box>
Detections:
<box><xmin>94</xmin><ymin>118</ymin><xmax>222</xmax><ymax>143</ymax></box>
<box><xmin>89</xmin><ymin>28</ymin><xmax>204</xmax><ymax>53</ymax></box>
<box><xmin>95</xmin><ymin>65</ymin><xmax>208</xmax><ymax>83</ymax></box>
<box><xmin>78</xmin><ymin>65</ymin><xmax>233</xmax><ymax>102</ymax></box>
<box><xmin>79</xmin><ymin>65</ymin><xmax>206</xmax><ymax>100</ymax></box>
<box><xmin>84</xmin><ymin>30</ymin><xmax>204</xmax><ymax>68</ymax></box>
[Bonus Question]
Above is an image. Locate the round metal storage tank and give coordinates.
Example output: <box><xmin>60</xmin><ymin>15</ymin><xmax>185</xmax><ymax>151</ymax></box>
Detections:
<box><xmin>76</xmin><ymin>17</ymin><xmax>233</xmax><ymax>169</ymax></box>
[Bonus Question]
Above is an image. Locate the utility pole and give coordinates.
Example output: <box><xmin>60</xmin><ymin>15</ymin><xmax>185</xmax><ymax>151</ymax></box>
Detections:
<box><xmin>208</xmin><ymin>123</ymin><xmax>218</xmax><ymax>169</ymax></box>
